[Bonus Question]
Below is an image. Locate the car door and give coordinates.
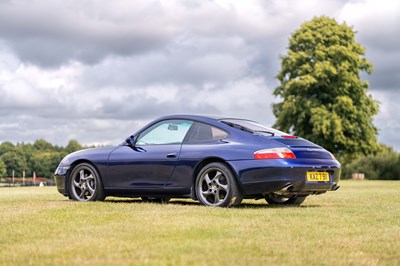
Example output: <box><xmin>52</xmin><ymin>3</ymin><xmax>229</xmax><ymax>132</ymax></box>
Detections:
<box><xmin>108</xmin><ymin>119</ymin><xmax>193</xmax><ymax>189</ymax></box>
<box><xmin>165</xmin><ymin>122</ymin><xmax>230</xmax><ymax>190</ymax></box>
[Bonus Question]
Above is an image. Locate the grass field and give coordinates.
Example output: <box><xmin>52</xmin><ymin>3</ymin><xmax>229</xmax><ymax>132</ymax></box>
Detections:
<box><xmin>0</xmin><ymin>180</ymin><xmax>399</xmax><ymax>266</ymax></box>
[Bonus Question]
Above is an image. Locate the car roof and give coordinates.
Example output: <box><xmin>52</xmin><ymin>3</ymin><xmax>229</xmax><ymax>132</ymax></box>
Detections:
<box><xmin>157</xmin><ymin>114</ymin><xmax>249</xmax><ymax>122</ymax></box>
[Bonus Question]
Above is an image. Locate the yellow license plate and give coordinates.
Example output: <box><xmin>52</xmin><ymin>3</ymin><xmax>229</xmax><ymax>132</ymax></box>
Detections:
<box><xmin>306</xmin><ymin>172</ymin><xmax>330</xmax><ymax>182</ymax></box>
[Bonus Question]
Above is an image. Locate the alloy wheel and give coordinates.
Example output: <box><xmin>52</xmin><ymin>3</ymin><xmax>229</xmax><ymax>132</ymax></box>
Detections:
<box><xmin>198</xmin><ymin>168</ymin><xmax>229</xmax><ymax>206</ymax></box>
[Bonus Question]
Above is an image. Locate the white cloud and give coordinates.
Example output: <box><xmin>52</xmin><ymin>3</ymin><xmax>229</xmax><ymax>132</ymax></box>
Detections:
<box><xmin>340</xmin><ymin>0</ymin><xmax>400</xmax><ymax>51</ymax></box>
<box><xmin>371</xmin><ymin>90</ymin><xmax>400</xmax><ymax>149</ymax></box>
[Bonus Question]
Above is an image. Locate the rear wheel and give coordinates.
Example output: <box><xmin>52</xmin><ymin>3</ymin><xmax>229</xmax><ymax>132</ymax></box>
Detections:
<box><xmin>195</xmin><ymin>162</ymin><xmax>242</xmax><ymax>207</ymax></box>
<box><xmin>69</xmin><ymin>163</ymin><xmax>105</xmax><ymax>201</ymax></box>
<box><xmin>266</xmin><ymin>194</ymin><xmax>307</xmax><ymax>206</ymax></box>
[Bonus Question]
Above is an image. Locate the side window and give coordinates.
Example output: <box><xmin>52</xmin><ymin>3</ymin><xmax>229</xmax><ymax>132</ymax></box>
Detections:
<box><xmin>186</xmin><ymin>122</ymin><xmax>228</xmax><ymax>143</ymax></box>
<box><xmin>137</xmin><ymin>120</ymin><xmax>193</xmax><ymax>145</ymax></box>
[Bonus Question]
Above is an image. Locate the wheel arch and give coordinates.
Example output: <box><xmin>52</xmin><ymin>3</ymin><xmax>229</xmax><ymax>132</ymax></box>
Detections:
<box><xmin>191</xmin><ymin>157</ymin><xmax>243</xmax><ymax>199</ymax></box>
<box><xmin>65</xmin><ymin>159</ymin><xmax>104</xmax><ymax>197</ymax></box>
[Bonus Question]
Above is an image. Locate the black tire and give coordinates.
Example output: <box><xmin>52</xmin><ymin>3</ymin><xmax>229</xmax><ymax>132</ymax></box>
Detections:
<box><xmin>195</xmin><ymin>162</ymin><xmax>242</xmax><ymax>207</ymax></box>
<box><xmin>69</xmin><ymin>163</ymin><xmax>105</xmax><ymax>201</ymax></box>
<box><xmin>141</xmin><ymin>197</ymin><xmax>170</xmax><ymax>204</ymax></box>
<box><xmin>266</xmin><ymin>194</ymin><xmax>307</xmax><ymax>206</ymax></box>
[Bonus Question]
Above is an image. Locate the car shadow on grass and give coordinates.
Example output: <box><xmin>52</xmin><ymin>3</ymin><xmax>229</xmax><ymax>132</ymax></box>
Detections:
<box><xmin>236</xmin><ymin>203</ymin><xmax>320</xmax><ymax>209</ymax></box>
<box><xmin>102</xmin><ymin>198</ymin><xmax>320</xmax><ymax>208</ymax></box>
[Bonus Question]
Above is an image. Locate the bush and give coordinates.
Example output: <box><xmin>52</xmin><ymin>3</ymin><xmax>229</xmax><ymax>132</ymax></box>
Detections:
<box><xmin>341</xmin><ymin>147</ymin><xmax>400</xmax><ymax>180</ymax></box>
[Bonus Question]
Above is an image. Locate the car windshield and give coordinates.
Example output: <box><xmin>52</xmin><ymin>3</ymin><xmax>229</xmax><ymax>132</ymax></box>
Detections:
<box><xmin>221</xmin><ymin>119</ymin><xmax>288</xmax><ymax>137</ymax></box>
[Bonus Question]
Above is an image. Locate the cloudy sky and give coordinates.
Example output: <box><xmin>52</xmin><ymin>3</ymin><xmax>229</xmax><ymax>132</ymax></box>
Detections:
<box><xmin>0</xmin><ymin>0</ymin><xmax>399</xmax><ymax>150</ymax></box>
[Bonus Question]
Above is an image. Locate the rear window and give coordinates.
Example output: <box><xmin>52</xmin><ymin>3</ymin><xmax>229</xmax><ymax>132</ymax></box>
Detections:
<box><xmin>221</xmin><ymin>119</ymin><xmax>288</xmax><ymax>136</ymax></box>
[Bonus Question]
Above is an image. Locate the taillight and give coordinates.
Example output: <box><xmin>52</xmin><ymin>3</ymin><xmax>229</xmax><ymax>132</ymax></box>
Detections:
<box><xmin>254</xmin><ymin>148</ymin><xmax>296</xmax><ymax>160</ymax></box>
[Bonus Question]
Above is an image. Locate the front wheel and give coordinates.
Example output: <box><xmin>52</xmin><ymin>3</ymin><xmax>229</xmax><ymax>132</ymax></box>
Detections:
<box><xmin>69</xmin><ymin>163</ymin><xmax>105</xmax><ymax>201</ymax></box>
<box><xmin>265</xmin><ymin>194</ymin><xmax>307</xmax><ymax>206</ymax></box>
<box><xmin>195</xmin><ymin>162</ymin><xmax>242</xmax><ymax>207</ymax></box>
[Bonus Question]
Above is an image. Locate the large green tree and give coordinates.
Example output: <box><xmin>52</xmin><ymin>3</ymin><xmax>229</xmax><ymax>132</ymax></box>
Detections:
<box><xmin>273</xmin><ymin>16</ymin><xmax>379</xmax><ymax>156</ymax></box>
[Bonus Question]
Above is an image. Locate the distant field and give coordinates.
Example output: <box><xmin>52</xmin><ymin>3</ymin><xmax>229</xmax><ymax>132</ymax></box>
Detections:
<box><xmin>0</xmin><ymin>180</ymin><xmax>399</xmax><ymax>266</ymax></box>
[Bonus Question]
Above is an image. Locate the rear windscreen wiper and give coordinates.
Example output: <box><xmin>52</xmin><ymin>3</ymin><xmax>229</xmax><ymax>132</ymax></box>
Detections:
<box><xmin>252</xmin><ymin>130</ymin><xmax>275</xmax><ymax>136</ymax></box>
<box><xmin>222</xmin><ymin>121</ymin><xmax>275</xmax><ymax>136</ymax></box>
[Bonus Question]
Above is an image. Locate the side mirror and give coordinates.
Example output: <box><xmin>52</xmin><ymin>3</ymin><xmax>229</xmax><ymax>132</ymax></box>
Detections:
<box><xmin>125</xmin><ymin>135</ymin><xmax>136</xmax><ymax>146</ymax></box>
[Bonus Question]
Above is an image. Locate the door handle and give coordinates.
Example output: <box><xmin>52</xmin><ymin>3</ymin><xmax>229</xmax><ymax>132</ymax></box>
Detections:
<box><xmin>166</xmin><ymin>152</ymin><xmax>178</xmax><ymax>158</ymax></box>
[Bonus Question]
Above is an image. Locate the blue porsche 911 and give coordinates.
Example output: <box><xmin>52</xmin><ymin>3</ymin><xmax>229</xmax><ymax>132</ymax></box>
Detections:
<box><xmin>54</xmin><ymin>115</ymin><xmax>341</xmax><ymax>207</ymax></box>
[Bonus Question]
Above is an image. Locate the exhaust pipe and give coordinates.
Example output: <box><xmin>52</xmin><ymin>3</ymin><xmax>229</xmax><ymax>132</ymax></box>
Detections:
<box><xmin>280</xmin><ymin>183</ymin><xmax>294</xmax><ymax>192</ymax></box>
<box><xmin>331</xmin><ymin>183</ymin><xmax>340</xmax><ymax>191</ymax></box>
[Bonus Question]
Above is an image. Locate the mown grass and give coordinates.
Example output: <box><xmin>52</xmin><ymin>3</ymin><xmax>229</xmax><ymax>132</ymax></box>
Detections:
<box><xmin>0</xmin><ymin>180</ymin><xmax>399</xmax><ymax>266</ymax></box>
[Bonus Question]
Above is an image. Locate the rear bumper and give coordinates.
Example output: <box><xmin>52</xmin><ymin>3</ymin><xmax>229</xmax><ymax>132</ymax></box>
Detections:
<box><xmin>228</xmin><ymin>159</ymin><xmax>341</xmax><ymax>196</ymax></box>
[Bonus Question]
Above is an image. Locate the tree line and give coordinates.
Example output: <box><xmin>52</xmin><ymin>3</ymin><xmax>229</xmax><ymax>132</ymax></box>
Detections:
<box><xmin>0</xmin><ymin>139</ymin><xmax>85</xmax><ymax>179</ymax></box>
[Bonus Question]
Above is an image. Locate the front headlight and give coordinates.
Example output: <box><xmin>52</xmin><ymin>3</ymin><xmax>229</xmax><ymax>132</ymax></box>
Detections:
<box><xmin>55</xmin><ymin>165</ymin><xmax>70</xmax><ymax>175</ymax></box>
